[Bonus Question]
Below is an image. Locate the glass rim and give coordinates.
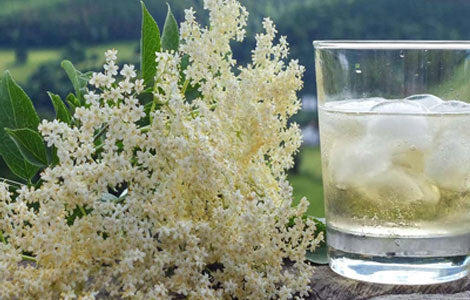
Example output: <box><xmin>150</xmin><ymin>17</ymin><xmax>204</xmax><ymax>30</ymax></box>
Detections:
<box><xmin>313</xmin><ymin>40</ymin><xmax>470</xmax><ymax>50</ymax></box>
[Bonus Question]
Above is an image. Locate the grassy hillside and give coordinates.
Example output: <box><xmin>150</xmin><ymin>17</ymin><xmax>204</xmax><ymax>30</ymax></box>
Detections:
<box><xmin>290</xmin><ymin>147</ymin><xmax>324</xmax><ymax>217</ymax></box>
<box><xmin>0</xmin><ymin>40</ymin><xmax>138</xmax><ymax>83</ymax></box>
<box><xmin>0</xmin><ymin>0</ymin><xmax>67</xmax><ymax>17</ymax></box>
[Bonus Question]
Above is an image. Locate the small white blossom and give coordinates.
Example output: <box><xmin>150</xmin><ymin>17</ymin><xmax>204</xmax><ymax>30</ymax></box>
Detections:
<box><xmin>109</xmin><ymin>87</ymin><xmax>122</xmax><ymax>100</ymax></box>
<box><xmin>104</xmin><ymin>61</ymin><xmax>119</xmax><ymax>76</ymax></box>
<box><xmin>102</xmin><ymin>74</ymin><xmax>115</xmax><ymax>88</ymax></box>
<box><xmin>105</xmin><ymin>48</ymin><xmax>118</xmax><ymax>62</ymax></box>
<box><xmin>119</xmin><ymin>79</ymin><xmax>134</xmax><ymax>95</ymax></box>
<box><xmin>120</xmin><ymin>64</ymin><xmax>136</xmax><ymax>79</ymax></box>
<box><xmin>134</xmin><ymin>79</ymin><xmax>145</xmax><ymax>94</ymax></box>
<box><xmin>0</xmin><ymin>182</ymin><xmax>9</xmax><ymax>200</ymax></box>
<box><xmin>84</xmin><ymin>91</ymin><xmax>100</xmax><ymax>105</ymax></box>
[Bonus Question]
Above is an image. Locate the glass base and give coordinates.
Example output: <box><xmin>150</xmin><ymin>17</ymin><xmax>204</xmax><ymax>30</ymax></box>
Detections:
<box><xmin>327</xmin><ymin>227</ymin><xmax>470</xmax><ymax>285</ymax></box>
<box><xmin>329</xmin><ymin>248</ymin><xmax>470</xmax><ymax>285</ymax></box>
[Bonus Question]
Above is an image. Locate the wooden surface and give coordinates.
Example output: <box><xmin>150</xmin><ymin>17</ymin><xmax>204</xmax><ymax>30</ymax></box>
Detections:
<box><xmin>19</xmin><ymin>261</ymin><xmax>470</xmax><ymax>298</ymax></box>
<box><xmin>307</xmin><ymin>265</ymin><xmax>470</xmax><ymax>300</ymax></box>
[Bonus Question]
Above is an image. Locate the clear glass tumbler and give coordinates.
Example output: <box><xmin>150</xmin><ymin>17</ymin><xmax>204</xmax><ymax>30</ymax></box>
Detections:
<box><xmin>314</xmin><ymin>41</ymin><xmax>470</xmax><ymax>284</ymax></box>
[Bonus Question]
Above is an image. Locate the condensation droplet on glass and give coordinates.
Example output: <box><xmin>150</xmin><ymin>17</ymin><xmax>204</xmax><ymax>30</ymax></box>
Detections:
<box><xmin>399</xmin><ymin>51</ymin><xmax>405</xmax><ymax>58</ymax></box>
<box><xmin>354</xmin><ymin>63</ymin><xmax>362</xmax><ymax>74</ymax></box>
<box><xmin>414</xmin><ymin>73</ymin><xmax>419</xmax><ymax>77</ymax></box>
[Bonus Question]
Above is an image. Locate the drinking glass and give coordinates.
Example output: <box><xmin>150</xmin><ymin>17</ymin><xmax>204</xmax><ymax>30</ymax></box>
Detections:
<box><xmin>314</xmin><ymin>41</ymin><xmax>470</xmax><ymax>284</ymax></box>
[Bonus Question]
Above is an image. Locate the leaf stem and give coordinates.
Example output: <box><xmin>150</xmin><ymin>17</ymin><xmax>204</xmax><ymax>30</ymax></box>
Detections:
<box><xmin>181</xmin><ymin>79</ymin><xmax>190</xmax><ymax>95</ymax></box>
<box><xmin>140</xmin><ymin>125</ymin><xmax>150</xmax><ymax>133</ymax></box>
<box><xmin>0</xmin><ymin>231</ymin><xmax>6</xmax><ymax>244</ymax></box>
<box><xmin>21</xmin><ymin>254</ymin><xmax>37</xmax><ymax>263</ymax></box>
<box><xmin>0</xmin><ymin>178</ymin><xmax>25</xmax><ymax>187</ymax></box>
<box><xmin>79</xmin><ymin>206</ymin><xmax>87</xmax><ymax>217</ymax></box>
<box><xmin>93</xmin><ymin>125</ymin><xmax>109</xmax><ymax>142</ymax></box>
<box><xmin>150</xmin><ymin>60</ymin><xmax>171</xmax><ymax>123</ymax></box>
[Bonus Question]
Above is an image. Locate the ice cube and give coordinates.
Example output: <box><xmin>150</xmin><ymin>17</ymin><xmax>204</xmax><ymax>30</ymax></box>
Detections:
<box><xmin>319</xmin><ymin>112</ymin><xmax>368</xmax><ymax>142</ymax></box>
<box><xmin>370</xmin><ymin>100</ymin><xmax>428</xmax><ymax>113</ymax></box>
<box><xmin>367</xmin><ymin>113</ymin><xmax>432</xmax><ymax>152</ymax></box>
<box><xmin>327</xmin><ymin>137</ymin><xmax>390</xmax><ymax>189</ymax></box>
<box><xmin>390</xmin><ymin>146</ymin><xmax>426</xmax><ymax>172</ymax></box>
<box><xmin>325</xmin><ymin>98</ymin><xmax>384</xmax><ymax>112</ymax></box>
<box><xmin>328</xmin><ymin>137</ymin><xmax>440</xmax><ymax>205</ymax></box>
<box><xmin>356</xmin><ymin>168</ymin><xmax>440</xmax><ymax>205</ymax></box>
<box><xmin>405</xmin><ymin>94</ymin><xmax>443</xmax><ymax>108</ymax></box>
<box><xmin>424</xmin><ymin>132</ymin><xmax>470</xmax><ymax>192</ymax></box>
<box><xmin>429</xmin><ymin>100</ymin><xmax>470</xmax><ymax>113</ymax></box>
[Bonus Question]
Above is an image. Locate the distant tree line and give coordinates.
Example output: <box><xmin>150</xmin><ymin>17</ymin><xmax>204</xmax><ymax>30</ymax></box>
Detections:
<box><xmin>2</xmin><ymin>0</ymin><xmax>470</xmax><ymax>96</ymax></box>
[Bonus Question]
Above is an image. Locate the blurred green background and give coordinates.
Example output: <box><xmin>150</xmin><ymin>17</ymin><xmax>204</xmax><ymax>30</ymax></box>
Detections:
<box><xmin>2</xmin><ymin>0</ymin><xmax>470</xmax><ymax>217</ymax></box>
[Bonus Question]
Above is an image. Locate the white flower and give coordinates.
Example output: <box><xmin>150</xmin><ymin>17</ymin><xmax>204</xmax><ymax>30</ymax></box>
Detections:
<box><xmin>104</xmin><ymin>61</ymin><xmax>119</xmax><ymax>76</ymax></box>
<box><xmin>119</xmin><ymin>79</ymin><xmax>134</xmax><ymax>95</ymax></box>
<box><xmin>105</xmin><ymin>48</ymin><xmax>118</xmax><ymax>62</ymax></box>
<box><xmin>84</xmin><ymin>91</ymin><xmax>100</xmax><ymax>105</ymax></box>
<box><xmin>88</xmin><ymin>72</ymin><xmax>100</xmax><ymax>87</ymax></box>
<box><xmin>109</xmin><ymin>87</ymin><xmax>122</xmax><ymax>101</ymax></box>
<box><xmin>134</xmin><ymin>79</ymin><xmax>145</xmax><ymax>94</ymax></box>
<box><xmin>120</xmin><ymin>64</ymin><xmax>136</xmax><ymax>79</ymax></box>
<box><xmin>102</xmin><ymin>74</ymin><xmax>115</xmax><ymax>88</ymax></box>
<box><xmin>0</xmin><ymin>182</ymin><xmax>10</xmax><ymax>200</ymax></box>
<box><xmin>223</xmin><ymin>279</ymin><xmax>237</xmax><ymax>293</ymax></box>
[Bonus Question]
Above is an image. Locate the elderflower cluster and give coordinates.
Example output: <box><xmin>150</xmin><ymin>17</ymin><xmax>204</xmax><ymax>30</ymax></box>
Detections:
<box><xmin>0</xmin><ymin>0</ymin><xmax>322</xmax><ymax>299</ymax></box>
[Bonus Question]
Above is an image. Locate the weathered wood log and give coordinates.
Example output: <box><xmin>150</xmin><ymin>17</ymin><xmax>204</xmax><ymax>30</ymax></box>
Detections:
<box><xmin>371</xmin><ymin>292</ymin><xmax>470</xmax><ymax>300</ymax></box>
<box><xmin>19</xmin><ymin>261</ymin><xmax>470</xmax><ymax>298</ymax></box>
<box><xmin>306</xmin><ymin>265</ymin><xmax>470</xmax><ymax>300</ymax></box>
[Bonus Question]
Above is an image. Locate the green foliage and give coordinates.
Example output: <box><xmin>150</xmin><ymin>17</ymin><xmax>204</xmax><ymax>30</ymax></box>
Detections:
<box><xmin>140</xmin><ymin>1</ymin><xmax>161</xmax><ymax>87</ymax></box>
<box><xmin>48</xmin><ymin>92</ymin><xmax>71</xmax><ymax>124</ymax></box>
<box><xmin>5</xmin><ymin>128</ymin><xmax>48</xmax><ymax>167</ymax></box>
<box><xmin>3</xmin><ymin>0</ymin><xmax>470</xmax><ymax>97</ymax></box>
<box><xmin>0</xmin><ymin>0</ymin><xmax>199</xmax><ymax>47</ymax></box>
<box><xmin>0</xmin><ymin>71</ymin><xmax>40</xmax><ymax>180</ymax></box>
<box><xmin>65</xmin><ymin>93</ymin><xmax>80</xmax><ymax>115</ymax></box>
<box><xmin>62</xmin><ymin>41</ymin><xmax>86</xmax><ymax>63</ymax></box>
<box><xmin>14</xmin><ymin>47</ymin><xmax>28</xmax><ymax>65</ymax></box>
<box><xmin>161</xmin><ymin>4</ymin><xmax>179</xmax><ymax>52</ymax></box>
<box><xmin>306</xmin><ymin>244</ymin><xmax>328</xmax><ymax>265</ymax></box>
<box><xmin>306</xmin><ymin>217</ymin><xmax>327</xmax><ymax>264</ymax></box>
<box><xmin>2</xmin><ymin>71</ymin><xmax>40</xmax><ymax>130</ymax></box>
<box><xmin>289</xmin><ymin>147</ymin><xmax>324</xmax><ymax>217</ymax></box>
<box><xmin>61</xmin><ymin>60</ymin><xmax>88</xmax><ymax>102</ymax></box>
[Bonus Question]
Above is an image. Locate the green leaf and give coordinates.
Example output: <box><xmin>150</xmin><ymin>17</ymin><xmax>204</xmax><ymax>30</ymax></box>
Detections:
<box><xmin>66</xmin><ymin>205</ymin><xmax>91</xmax><ymax>226</ymax></box>
<box><xmin>61</xmin><ymin>60</ymin><xmax>87</xmax><ymax>102</ymax></box>
<box><xmin>65</xmin><ymin>93</ymin><xmax>79</xmax><ymax>114</ymax></box>
<box><xmin>161</xmin><ymin>4</ymin><xmax>179</xmax><ymax>51</ymax></box>
<box><xmin>5</xmin><ymin>128</ymin><xmax>48</xmax><ymax>167</ymax></box>
<box><xmin>306</xmin><ymin>217</ymin><xmax>328</xmax><ymax>265</ymax></box>
<box><xmin>101</xmin><ymin>192</ymin><xmax>118</xmax><ymax>202</ymax></box>
<box><xmin>306</xmin><ymin>244</ymin><xmax>328</xmax><ymax>265</ymax></box>
<box><xmin>48</xmin><ymin>146</ymin><xmax>59</xmax><ymax>166</ymax></box>
<box><xmin>140</xmin><ymin>1</ymin><xmax>161</xmax><ymax>87</ymax></box>
<box><xmin>2</xmin><ymin>71</ymin><xmax>39</xmax><ymax>130</ymax></box>
<box><xmin>48</xmin><ymin>92</ymin><xmax>71</xmax><ymax>124</ymax></box>
<box><xmin>313</xmin><ymin>217</ymin><xmax>326</xmax><ymax>236</ymax></box>
<box><xmin>0</xmin><ymin>71</ymin><xmax>40</xmax><ymax>179</ymax></box>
